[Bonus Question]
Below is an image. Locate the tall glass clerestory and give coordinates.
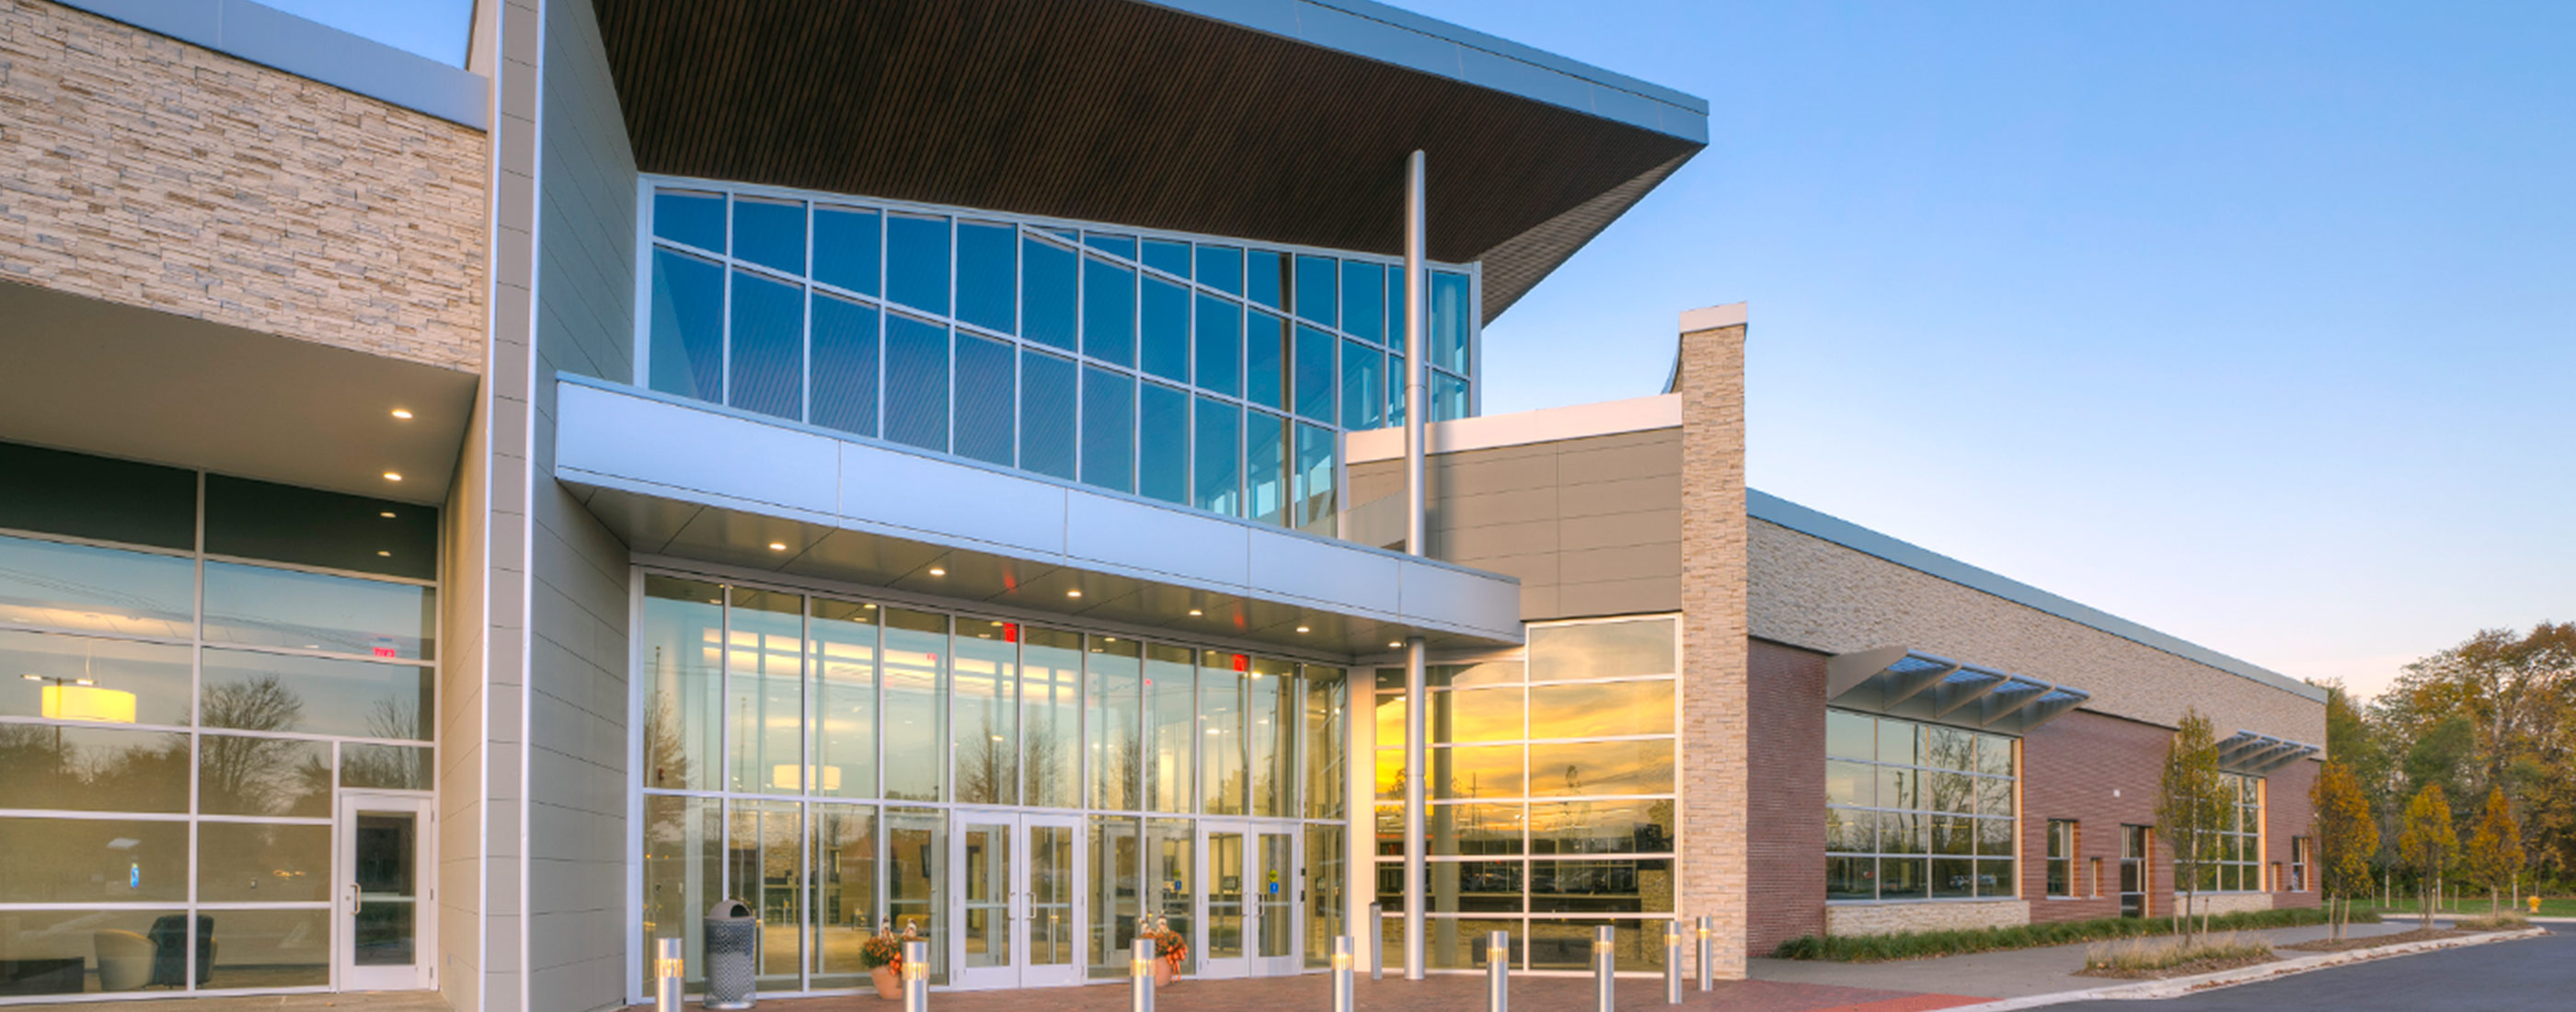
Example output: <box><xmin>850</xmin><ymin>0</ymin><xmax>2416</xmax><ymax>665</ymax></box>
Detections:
<box><xmin>639</xmin><ymin>179</ymin><xmax>1480</xmax><ymax>538</ymax></box>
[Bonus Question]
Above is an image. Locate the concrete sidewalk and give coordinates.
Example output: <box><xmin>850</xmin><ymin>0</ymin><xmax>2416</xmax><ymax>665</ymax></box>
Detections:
<box><xmin>1747</xmin><ymin>917</ymin><xmax>2422</xmax><ymax>1000</ymax></box>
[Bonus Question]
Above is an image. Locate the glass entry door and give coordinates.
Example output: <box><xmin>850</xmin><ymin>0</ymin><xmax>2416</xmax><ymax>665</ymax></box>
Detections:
<box><xmin>337</xmin><ymin>793</ymin><xmax>434</xmax><ymax>991</ymax></box>
<box><xmin>1197</xmin><ymin>822</ymin><xmax>1299</xmax><ymax>978</ymax></box>
<box><xmin>951</xmin><ymin>811</ymin><xmax>1085</xmax><ymax>989</ymax></box>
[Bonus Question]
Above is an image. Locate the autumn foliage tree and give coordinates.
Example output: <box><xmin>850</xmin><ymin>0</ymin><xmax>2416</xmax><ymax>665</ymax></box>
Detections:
<box><xmin>2465</xmin><ymin>786</ymin><xmax>2525</xmax><ymax>914</ymax></box>
<box><xmin>2398</xmin><ymin>784</ymin><xmax>2459</xmax><ymax>928</ymax></box>
<box><xmin>2311</xmin><ymin>759</ymin><xmax>2377</xmax><ymax>940</ymax></box>
<box><xmin>2155</xmin><ymin>707</ymin><xmax>2228</xmax><ymax>942</ymax></box>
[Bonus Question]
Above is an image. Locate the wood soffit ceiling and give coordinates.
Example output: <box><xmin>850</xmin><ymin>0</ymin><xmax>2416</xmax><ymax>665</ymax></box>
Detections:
<box><xmin>592</xmin><ymin>0</ymin><xmax>1706</xmax><ymax>319</ymax></box>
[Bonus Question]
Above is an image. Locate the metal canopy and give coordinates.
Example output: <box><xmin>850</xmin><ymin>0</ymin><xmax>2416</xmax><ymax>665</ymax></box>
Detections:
<box><xmin>2217</xmin><ymin>730</ymin><xmax>2321</xmax><ymax>774</ymax></box>
<box><xmin>592</xmin><ymin>0</ymin><xmax>1706</xmax><ymax>320</ymax></box>
<box><xmin>1824</xmin><ymin>647</ymin><xmax>2092</xmax><ymax>736</ymax></box>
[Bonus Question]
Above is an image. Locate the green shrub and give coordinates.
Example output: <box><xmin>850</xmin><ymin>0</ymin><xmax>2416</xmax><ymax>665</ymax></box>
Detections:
<box><xmin>2084</xmin><ymin>932</ymin><xmax>2271</xmax><ymax>972</ymax></box>
<box><xmin>2452</xmin><ymin>912</ymin><xmax>2530</xmax><ymax>930</ymax></box>
<box><xmin>1771</xmin><ymin>905</ymin><xmax>2371</xmax><ymax>961</ymax></box>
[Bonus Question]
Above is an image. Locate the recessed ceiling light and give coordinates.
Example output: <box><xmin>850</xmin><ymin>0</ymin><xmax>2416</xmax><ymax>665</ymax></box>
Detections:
<box><xmin>1188</xmin><ymin>609</ymin><xmax>1202</xmax><ymax>616</ymax></box>
<box><xmin>377</xmin><ymin>550</ymin><xmax>391</xmax><ymax>557</ymax></box>
<box><xmin>1104</xmin><ymin>637</ymin><xmax>1116</xmax><ymax>642</ymax></box>
<box><xmin>1388</xmin><ymin>641</ymin><xmax>1402</xmax><ymax>649</ymax></box>
<box><xmin>1295</xmin><ymin>626</ymin><xmax>1310</xmax><ymax>634</ymax></box>
<box><xmin>1066</xmin><ymin>589</ymin><xmax>1083</xmax><ymax>598</ymax></box>
<box><xmin>927</xmin><ymin>567</ymin><xmax>946</xmax><ymax>577</ymax></box>
<box><xmin>768</xmin><ymin>542</ymin><xmax>788</xmax><ymax>551</ymax></box>
<box><xmin>390</xmin><ymin>408</ymin><xmax>413</xmax><ymax>420</ymax></box>
<box><xmin>379</xmin><ymin>512</ymin><xmax>396</xmax><ymax>519</ymax></box>
<box><xmin>382</xmin><ymin>472</ymin><xmax>402</xmax><ymax>482</ymax></box>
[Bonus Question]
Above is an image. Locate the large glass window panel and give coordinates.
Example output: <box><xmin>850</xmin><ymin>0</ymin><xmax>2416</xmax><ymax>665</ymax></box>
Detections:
<box><xmin>1083</xmin><ymin>258</ymin><xmax>1137</xmax><ymax>367</ymax></box>
<box><xmin>1246</xmin><ymin>310</ymin><xmax>1286</xmax><ymax>410</ymax></box>
<box><xmin>202</xmin><ymin>475</ymin><xmax>436</xmax><ymax>581</ymax></box>
<box><xmin>883</xmin><ymin>315</ymin><xmax>950</xmax><ymax>453</ymax></box>
<box><xmin>726</xmin><ymin>587</ymin><xmax>803</xmax><ymax>794</ymax></box>
<box><xmin>0</xmin><ymin>725</ymin><xmax>188</xmax><ymax>812</ymax></box>
<box><xmin>1429</xmin><ymin>803</ymin><xmax>1524</xmax><ymax>856</ymax></box>
<box><xmin>1922</xmin><ymin>727</ymin><xmax>1975</xmax><ymax>771</ymax></box>
<box><xmin>642</xmin><ymin>575</ymin><xmax>724</xmax><ymax>791</ymax></box>
<box><xmin>1431</xmin><ymin>270</ymin><xmax>1471</xmax><ymax>372</ymax></box>
<box><xmin>1294</xmin><ymin>255</ymin><xmax>1337</xmax><ymax>327</ymax></box>
<box><xmin>1304</xmin><ymin>668</ymin><xmax>1347</xmax><ymax>820</ymax></box>
<box><xmin>1144</xmin><ymin>817</ymin><xmax>1196</xmax><ymax>974</ymax></box>
<box><xmin>1200</xmin><ymin>652</ymin><xmax>1246</xmax><ymax>815</ymax></box>
<box><xmin>810</xmin><ymin>803</ymin><xmax>879</xmax><ymax>988</ymax></box>
<box><xmin>197</xmin><ymin>733</ymin><xmax>328</xmax><ymax>816</ymax></box>
<box><xmin>956</xmin><ymin>221</ymin><xmax>1017</xmax><ymax>334</ymax></box>
<box><xmin>1431</xmin><ymin>744</ymin><xmax>1524</xmax><ymax>800</ymax></box>
<box><xmin>1294</xmin><ymin>422</ymin><xmax>1337</xmax><ymax>535</ymax></box>
<box><xmin>880</xmin><ymin>609</ymin><xmax>948</xmax><ymax>801</ymax></box>
<box><xmin>808</xmin><ymin>597</ymin><xmax>877</xmax><ymax>798</ymax></box>
<box><xmin>1825</xmin><ymin>709</ymin><xmax>1874</xmax><ymax>761</ymax></box>
<box><xmin>730</xmin><ymin>270</ymin><xmax>803</xmax><ymax>420</ymax></box>
<box><xmin>812</xmin><ymin>206</ymin><xmax>880</xmax><ymax>296</ymax></box>
<box><xmin>654</xmin><ymin>190</ymin><xmax>725</xmax><ymax>251</ymax></box>
<box><xmin>1248</xmin><ymin>659</ymin><xmax>1294</xmax><ymax>817</ymax></box>
<box><xmin>1879</xmin><ymin>720</ymin><xmax>1918</xmax><ymax>768</ymax></box>
<box><xmin>1340</xmin><ymin>339</ymin><xmax>1383</xmax><ymax>431</ymax></box>
<box><xmin>1386</xmin><ymin>350</ymin><xmax>1406</xmax><ymax>430</ymax></box>
<box><xmin>1374</xmin><ymin>746</ymin><xmax>1406</xmax><ymax>803</ymax></box>
<box><xmin>208</xmin><ymin>909</ymin><xmax>331</xmax><ymax>988</ymax></box>
<box><xmin>1527</xmin><ymin>739</ymin><xmax>1673</xmax><ymax>797</ymax></box>
<box><xmin>1529</xmin><ymin>800</ymin><xmax>1673</xmax><ymax>855</ymax></box>
<box><xmin>953</xmin><ymin>332</ymin><xmax>1017</xmax><ymax>466</ymax></box>
<box><xmin>1430</xmin><ymin>686</ymin><xmax>1523</xmax><ymax>744</ymax></box>
<box><xmin>1247</xmin><ymin>250</ymin><xmax>1286</xmax><ymax>312</ymax></box>
<box><xmin>1427</xmin><ymin>861</ymin><xmax>1520</xmax><ymax>914</ymax></box>
<box><xmin>732</xmin><ymin>197</ymin><xmax>805</xmax><ymax>275</ymax></box>
<box><xmin>1194</xmin><ymin>293</ymin><xmax>1241</xmax><ymax>397</ymax></box>
<box><xmin>1430</xmin><ymin>661</ymin><xmax>1524</xmax><ymax>688</ymax></box>
<box><xmin>1141</xmin><ymin>238</ymin><xmax>1190</xmax><ymax>278</ymax></box>
<box><xmin>0</xmin><ymin>443</ymin><xmax>193</xmax><ymax>550</ymax></box>
<box><xmin>1086</xmin><ymin>637</ymin><xmax>1144</xmax><ymax>811</ymax></box>
<box><xmin>1425</xmin><ymin>917</ymin><xmax>1520</xmax><ymax>970</ymax></box>
<box><xmin>952</xmin><ymin>625</ymin><xmax>1018</xmax><ymax>806</ymax></box>
<box><xmin>1080</xmin><ymin>367</ymin><xmax>1134</xmax><ymax>493</ymax></box>
<box><xmin>0</xmin><ymin>629</ymin><xmax>190</xmax><ymax>726</ymax></box>
<box><xmin>202</xmin><ymin>561</ymin><xmax>435</xmax><ymax>661</ymax></box>
<box><xmin>197</xmin><ymin>822</ymin><xmax>331</xmax><ymax>903</ymax></box>
<box><xmin>1197</xmin><ymin>245</ymin><xmax>1243</xmax><ymax>295</ymax></box>
<box><xmin>1144</xmin><ymin>644</ymin><xmax>1195</xmax><ymax>813</ymax></box>
<box><xmin>1192</xmin><ymin>397</ymin><xmax>1242</xmax><ymax>517</ymax></box>
<box><xmin>885</xmin><ymin>808</ymin><xmax>947</xmax><ymax>980</ymax></box>
<box><xmin>886</xmin><ymin>213</ymin><xmax>949</xmax><ymax>316</ymax></box>
<box><xmin>640</xmin><ymin>795</ymin><xmax>721</xmax><ymax>992</ymax></box>
<box><xmin>0</xmin><ymin>535</ymin><xmax>194</xmax><ymax>638</ymax></box>
<box><xmin>1525</xmin><ymin>681</ymin><xmax>1673</xmax><ymax>740</ymax></box>
<box><xmin>1085</xmin><ymin>233</ymin><xmax>1137</xmax><ymax>260</ymax></box>
<box><xmin>728</xmin><ymin>800</ymin><xmax>804</xmax><ymax>983</ymax></box>
<box><xmin>1825</xmin><ymin>760</ymin><xmax>1874</xmax><ymax>808</ymax></box>
<box><xmin>1526</xmin><ymin>618</ymin><xmax>1674</xmax><ymax>682</ymax></box>
<box><xmin>0</xmin><ymin>816</ymin><xmax>186</xmax><ymax>903</ymax></box>
<box><xmin>1088</xmin><ymin>815</ymin><xmax>1143</xmax><ymax>980</ymax></box>
<box><xmin>1137</xmin><ymin>383</ymin><xmax>1190</xmax><ymax>506</ymax></box>
<box><xmin>1246</xmin><ymin>411</ymin><xmax>1289</xmax><ymax>528</ymax></box>
<box><xmin>1340</xmin><ymin>261</ymin><xmax>1386</xmax><ymax>343</ymax></box>
<box><xmin>1294</xmin><ymin>324</ymin><xmax>1336</xmax><ymax>423</ymax></box>
<box><xmin>1529</xmin><ymin>858</ymin><xmax>1671</xmax><ymax>914</ymax></box>
<box><xmin>0</xmin><ymin>909</ymin><xmax>173</xmax><ymax>992</ymax></box>
<box><xmin>649</xmin><ymin>247</ymin><xmax>725</xmax><ymax>403</ymax></box>
<box><xmin>1977</xmin><ymin>733</ymin><xmax>2015</xmax><ymax>777</ymax></box>
<box><xmin>1021</xmin><ymin>627</ymin><xmax>1081</xmax><ymax>809</ymax></box>
<box><xmin>1141</xmin><ymin>275</ymin><xmax>1190</xmax><ymax>383</ymax></box>
<box><xmin>1432</xmin><ymin>370</ymin><xmax>1470</xmax><ymax>422</ymax></box>
<box><xmin>201</xmin><ymin>650</ymin><xmax>431</xmax><ymax>741</ymax></box>
<box><xmin>1023</xmin><ymin>233</ymin><xmax>1077</xmax><ymax>351</ymax></box>
<box><xmin>1020</xmin><ymin>351</ymin><xmax>1078</xmax><ymax>481</ymax></box>
<box><xmin>1305</xmin><ymin>825</ymin><xmax>1346</xmax><ymax>968</ymax></box>
<box><xmin>342</xmin><ymin>742</ymin><xmax>432</xmax><ymax>790</ymax></box>
<box><xmin>811</xmin><ymin>292</ymin><xmax>880</xmax><ymax>438</ymax></box>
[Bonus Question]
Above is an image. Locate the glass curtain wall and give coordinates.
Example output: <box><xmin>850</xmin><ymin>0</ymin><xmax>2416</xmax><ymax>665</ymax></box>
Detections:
<box><xmin>637</xmin><ymin>572</ymin><xmax>1348</xmax><ymax>996</ymax></box>
<box><xmin>0</xmin><ymin>442</ymin><xmax>438</xmax><ymax>999</ymax></box>
<box><xmin>2198</xmin><ymin>773</ymin><xmax>2263</xmax><ymax>893</ymax></box>
<box><xmin>1373</xmin><ymin>616</ymin><xmax>1680</xmax><ymax>972</ymax></box>
<box><xmin>1823</xmin><ymin>710</ymin><xmax>2018</xmax><ymax>903</ymax></box>
<box><xmin>641</xmin><ymin>180</ymin><xmax>1481</xmax><ymax>538</ymax></box>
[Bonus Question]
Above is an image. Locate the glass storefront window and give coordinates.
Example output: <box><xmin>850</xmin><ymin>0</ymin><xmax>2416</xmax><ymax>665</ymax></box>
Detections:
<box><xmin>1826</xmin><ymin>708</ymin><xmax>2018</xmax><ymax>902</ymax></box>
<box><xmin>1303</xmin><ymin>669</ymin><xmax>1346</xmax><ymax>820</ymax></box>
<box><xmin>1087</xmin><ymin>637</ymin><xmax>1144</xmax><ymax>811</ymax></box>
<box><xmin>810</xmin><ymin>597</ymin><xmax>878</xmax><ymax>798</ymax></box>
<box><xmin>642</xmin><ymin>576</ymin><xmax>725</xmax><ymax>791</ymax></box>
<box><xmin>0</xmin><ymin>535</ymin><xmax>194</xmax><ymax>638</ymax></box>
<box><xmin>1248</xmin><ymin>659</ymin><xmax>1294</xmax><ymax>817</ymax></box>
<box><xmin>952</xmin><ymin>624</ymin><xmax>1019</xmax><ymax>805</ymax></box>
<box><xmin>198</xmin><ymin>733</ymin><xmax>329</xmax><ymax>817</ymax></box>
<box><xmin>0</xmin><ymin>629</ymin><xmax>191</xmax><ymax>726</ymax></box>
<box><xmin>1022</xmin><ymin>628</ymin><xmax>1082</xmax><ymax>809</ymax></box>
<box><xmin>202</xmin><ymin>561</ymin><xmax>435</xmax><ymax>661</ymax></box>
<box><xmin>810</xmin><ymin>803</ymin><xmax>878</xmax><ymax>989</ymax></box>
<box><xmin>1201</xmin><ymin>652</ymin><xmax>1247</xmax><ymax>815</ymax></box>
<box><xmin>640</xmin><ymin>795</ymin><xmax>720</xmax><ymax>992</ymax></box>
<box><xmin>881</xmin><ymin>609</ymin><xmax>949</xmax><ymax>802</ymax></box>
<box><xmin>0</xmin><ymin>817</ymin><xmax>188</xmax><ymax>903</ymax></box>
<box><xmin>1144</xmin><ymin>644</ymin><xmax>1196</xmax><ymax>813</ymax></box>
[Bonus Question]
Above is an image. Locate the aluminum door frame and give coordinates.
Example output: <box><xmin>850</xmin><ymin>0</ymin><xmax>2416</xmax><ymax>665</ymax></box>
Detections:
<box><xmin>949</xmin><ymin>810</ymin><xmax>1088</xmax><ymax>990</ymax></box>
<box><xmin>336</xmin><ymin>792</ymin><xmax>437</xmax><ymax>992</ymax></box>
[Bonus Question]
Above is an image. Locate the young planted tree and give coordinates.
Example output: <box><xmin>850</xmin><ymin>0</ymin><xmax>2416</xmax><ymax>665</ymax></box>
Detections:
<box><xmin>2465</xmin><ymin>785</ymin><xmax>2525</xmax><ymax>914</ymax></box>
<box><xmin>2397</xmin><ymin>784</ymin><xmax>2459</xmax><ymax>928</ymax></box>
<box><xmin>2311</xmin><ymin>759</ymin><xmax>2378</xmax><ymax>940</ymax></box>
<box><xmin>2155</xmin><ymin>707</ymin><xmax>2228</xmax><ymax>942</ymax></box>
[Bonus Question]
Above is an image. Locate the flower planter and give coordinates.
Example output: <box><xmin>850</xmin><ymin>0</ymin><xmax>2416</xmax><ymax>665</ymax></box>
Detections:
<box><xmin>871</xmin><ymin>965</ymin><xmax>901</xmax><ymax>999</ymax></box>
<box><xmin>1153</xmin><ymin>960</ymin><xmax>1177</xmax><ymax>988</ymax></box>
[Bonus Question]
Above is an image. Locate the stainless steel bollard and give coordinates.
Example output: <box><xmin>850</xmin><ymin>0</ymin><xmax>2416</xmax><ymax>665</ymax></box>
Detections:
<box><xmin>1593</xmin><ymin>925</ymin><xmax>1616</xmax><ymax>1012</ymax></box>
<box><xmin>1485</xmin><ymin>930</ymin><xmax>1509</xmax><ymax>1012</ymax></box>
<box><xmin>1131</xmin><ymin>937</ymin><xmax>1156</xmax><ymax>1012</ymax></box>
<box><xmin>1369</xmin><ymin>902</ymin><xmax>1385</xmax><ymax>980</ymax></box>
<box><xmin>1663</xmin><ymin>920</ymin><xmax>1683</xmax><ymax>1004</ymax></box>
<box><xmin>654</xmin><ymin>937</ymin><xmax>684</xmax><ymax>1012</ymax></box>
<box><xmin>1696</xmin><ymin>915</ymin><xmax>1714</xmax><ymax>992</ymax></box>
<box><xmin>1332</xmin><ymin>936</ymin><xmax>1355</xmax><ymax>1012</ymax></box>
<box><xmin>903</xmin><ymin>940</ymin><xmax>928</xmax><ymax>1012</ymax></box>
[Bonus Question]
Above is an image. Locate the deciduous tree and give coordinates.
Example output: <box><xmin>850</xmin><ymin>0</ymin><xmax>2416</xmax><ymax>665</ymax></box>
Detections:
<box><xmin>2312</xmin><ymin>759</ymin><xmax>2377</xmax><ymax>940</ymax></box>
<box><xmin>2398</xmin><ymin>784</ymin><xmax>2459</xmax><ymax>928</ymax></box>
<box><xmin>2155</xmin><ymin>707</ymin><xmax>2227</xmax><ymax>941</ymax></box>
<box><xmin>2465</xmin><ymin>785</ymin><xmax>2524</xmax><ymax>914</ymax></box>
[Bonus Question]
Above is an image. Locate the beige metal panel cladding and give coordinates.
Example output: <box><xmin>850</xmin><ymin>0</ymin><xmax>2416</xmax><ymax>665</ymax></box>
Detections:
<box><xmin>0</xmin><ymin>0</ymin><xmax>488</xmax><ymax>374</ymax></box>
<box><xmin>1748</xmin><ymin>518</ymin><xmax>2326</xmax><ymax>747</ymax></box>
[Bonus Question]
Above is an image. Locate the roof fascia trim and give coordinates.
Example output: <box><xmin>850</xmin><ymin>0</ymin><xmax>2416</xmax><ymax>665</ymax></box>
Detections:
<box><xmin>58</xmin><ymin>0</ymin><xmax>489</xmax><ymax>130</ymax></box>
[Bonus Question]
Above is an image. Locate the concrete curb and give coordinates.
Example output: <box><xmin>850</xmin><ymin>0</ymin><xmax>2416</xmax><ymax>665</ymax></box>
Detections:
<box><xmin>1933</xmin><ymin>926</ymin><xmax>2551</xmax><ymax>1010</ymax></box>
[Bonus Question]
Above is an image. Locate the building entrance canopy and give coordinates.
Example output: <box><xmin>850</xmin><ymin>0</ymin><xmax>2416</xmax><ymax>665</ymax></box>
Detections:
<box><xmin>556</xmin><ymin>378</ymin><xmax>1521</xmax><ymax>656</ymax></box>
<box><xmin>1824</xmin><ymin>647</ymin><xmax>2090</xmax><ymax>736</ymax></box>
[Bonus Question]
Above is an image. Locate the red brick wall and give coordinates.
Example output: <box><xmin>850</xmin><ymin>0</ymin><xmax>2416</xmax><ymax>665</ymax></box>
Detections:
<box><xmin>1746</xmin><ymin>638</ymin><xmax>1825</xmax><ymax>953</ymax></box>
<box><xmin>2021</xmin><ymin>710</ymin><xmax>2175</xmax><ymax>922</ymax></box>
<box><xmin>2268</xmin><ymin>759</ymin><xmax>2320</xmax><ymax>909</ymax></box>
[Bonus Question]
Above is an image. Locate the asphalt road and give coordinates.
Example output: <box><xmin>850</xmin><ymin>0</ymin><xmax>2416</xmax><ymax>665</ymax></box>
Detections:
<box><xmin>2051</xmin><ymin>924</ymin><xmax>2574</xmax><ymax>1012</ymax></box>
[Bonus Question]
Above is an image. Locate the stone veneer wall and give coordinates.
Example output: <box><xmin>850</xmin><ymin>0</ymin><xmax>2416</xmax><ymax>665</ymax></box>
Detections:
<box><xmin>1828</xmin><ymin>900</ymin><xmax>2029</xmax><ymax>937</ymax></box>
<box><xmin>0</xmin><ymin>0</ymin><xmax>486</xmax><ymax>373</ymax></box>
<box><xmin>2183</xmin><ymin>892</ymin><xmax>2276</xmax><ymax>916</ymax></box>
<box><xmin>1677</xmin><ymin>317</ymin><xmax>1750</xmax><ymax>978</ymax></box>
<box><xmin>1748</xmin><ymin>518</ymin><xmax>2324</xmax><ymax>746</ymax></box>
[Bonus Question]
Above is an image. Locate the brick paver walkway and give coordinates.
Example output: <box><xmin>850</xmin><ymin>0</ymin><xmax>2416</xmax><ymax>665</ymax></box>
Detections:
<box><xmin>624</xmin><ymin>973</ymin><xmax>1982</xmax><ymax>1012</ymax></box>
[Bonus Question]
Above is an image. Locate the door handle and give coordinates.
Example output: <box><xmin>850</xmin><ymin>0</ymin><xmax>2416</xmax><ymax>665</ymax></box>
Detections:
<box><xmin>346</xmin><ymin>882</ymin><xmax>362</xmax><ymax>914</ymax></box>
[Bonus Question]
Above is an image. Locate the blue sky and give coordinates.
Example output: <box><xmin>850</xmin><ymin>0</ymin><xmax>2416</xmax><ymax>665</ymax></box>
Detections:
<box><xmin>292</xmin><ymin>0</ymin><xmax>2569</xmax><ymax>697</ymax></box>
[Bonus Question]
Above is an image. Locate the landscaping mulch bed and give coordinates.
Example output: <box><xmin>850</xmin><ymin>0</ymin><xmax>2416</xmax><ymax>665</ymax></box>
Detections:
<box><xmin>2283</xmin><ymin>927</ymin><xmax>2463</xmax><ymax>952</ymax></box>
<box><xmin>2074</xmin><ymin>952</ymin><xmax>2279</xmax><ymax>980</ymax></box>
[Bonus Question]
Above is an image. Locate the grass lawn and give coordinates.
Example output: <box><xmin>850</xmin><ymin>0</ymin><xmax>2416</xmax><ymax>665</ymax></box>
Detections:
<box><xmin>2356</xmin><ymin>895</ymin><xmax>2576</xmax><ymax>917</ymax></box>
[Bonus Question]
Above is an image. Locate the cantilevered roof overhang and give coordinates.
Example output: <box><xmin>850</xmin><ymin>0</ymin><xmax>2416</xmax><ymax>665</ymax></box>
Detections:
<box><xmin>592</xmin><ymin>0</ymin><xmax>1708</xmax><ymax>319</ymax></box>
<box><xmin>1826</xmin><ymin>647</ymin><xmax>2093</xmax><ymax>736</ymax></box>
<box><xmin>2218</xmin><ymin>730</ymin><xmax>2321</xmax><ymax>774</ymax></box>
<box><xmin>555</xmin><ymin>378</ymin><xmax>1524</xmax><ymax>656</ymax></box>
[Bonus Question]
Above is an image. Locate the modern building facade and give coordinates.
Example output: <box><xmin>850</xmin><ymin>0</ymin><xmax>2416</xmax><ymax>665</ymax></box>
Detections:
<box><xmin>0</xmin><ymin>1</ymin><xmax>2322</xmax><ymax>1010</ymax></box>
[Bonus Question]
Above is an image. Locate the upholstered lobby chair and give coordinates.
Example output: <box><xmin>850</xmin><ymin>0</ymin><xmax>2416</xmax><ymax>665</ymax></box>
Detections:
<box><xmin>92</xmin><ymin>931</ymin><xmax>155</xmax><ymax>992</ymax></box>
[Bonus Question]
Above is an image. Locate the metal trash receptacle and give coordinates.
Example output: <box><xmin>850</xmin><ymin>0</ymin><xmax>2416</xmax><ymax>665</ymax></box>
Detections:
<box><xmin>703</xmin><ymin>900</ymin><xmax>758</xmax><ymax>1009</ymax></box>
